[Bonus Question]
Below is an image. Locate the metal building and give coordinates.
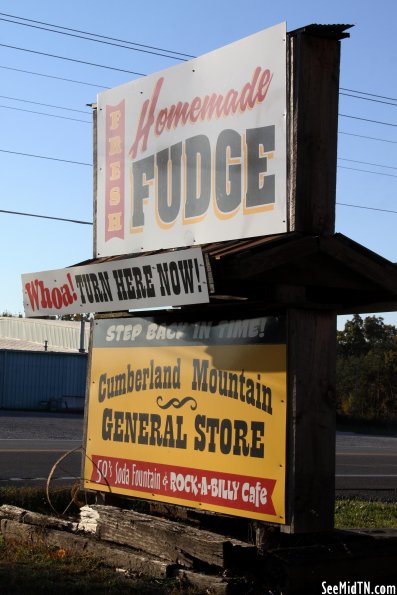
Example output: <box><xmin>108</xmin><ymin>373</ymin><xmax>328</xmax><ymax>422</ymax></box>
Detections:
<box><xmin>0</xmin><ymin>317</ymin><xmax>88</xmax><ymax>411</ymax></box>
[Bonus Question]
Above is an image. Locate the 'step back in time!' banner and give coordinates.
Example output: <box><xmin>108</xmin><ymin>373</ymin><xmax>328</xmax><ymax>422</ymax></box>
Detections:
<box><xmin>83</xmin><ymin>315</ymin><xmax>287</xmax><ymax>524</ymax></box>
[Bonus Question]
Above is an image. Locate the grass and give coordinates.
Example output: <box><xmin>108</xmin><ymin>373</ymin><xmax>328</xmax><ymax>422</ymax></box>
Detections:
<box><xmin>334</xmin><ymin>498</ymin><xmax>397</xmax><ymax>528</ymax></box>
<box><xmin>0</xmin><ymin>537</ymin><xmax>184</xmax><ymax>594</ymax></box>
<box><xmin>0</xmin><ymin>484</ymin><xmax>86</xmax><ymax>517</ymax></box>
<box><xmin>2</xmin><ymin>486</ymin><xmax>396</xmax><ymax>530</ymax></box>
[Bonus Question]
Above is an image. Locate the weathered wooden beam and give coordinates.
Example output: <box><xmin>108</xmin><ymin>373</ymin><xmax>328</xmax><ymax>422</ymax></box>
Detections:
<box><xmin>0</xmin><ymin>504</ymin><xmax>78</xmax><ymax>531</ymax></box>
<box><xmin>0</xmin><ymin>518</ymin><xmax>171</xmax><ymax>579</ymax></box>
<box><xmin>287</xmin><ymin>31</ymin><xmax>341</xmax><ymax>235</ymax></box>
<box><xmin>78</xmin><ymin>504</ymin><xmax>256</xmax><ymax>570</ymax></box>
<box><xmin>283</xmin><ymin>309</ymin><xmax>337</xmax><ymax>533</ymax></box>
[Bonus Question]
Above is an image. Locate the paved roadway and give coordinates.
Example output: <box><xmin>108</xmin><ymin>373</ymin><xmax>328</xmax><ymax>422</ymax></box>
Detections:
<box><xmin>0</xmin><ymin>412</ymin><xmax>396</xmax><ymax>500</ymax></box>
<box><xmin>336</xmin><ymin>431</ymin><xmax>397</xmax><ymax>500</ymax></box>
<box><xmin>0</xmin><ymin>411</ymin><xmax>83</xmax><ymax>485</ymax></box>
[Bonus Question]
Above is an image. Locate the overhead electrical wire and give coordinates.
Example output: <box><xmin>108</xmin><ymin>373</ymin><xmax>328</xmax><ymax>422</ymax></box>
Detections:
<box><xmin>2</xmin><ymin>63</ymin><xmax>397</xmax><ymax>117</ymax></box>
<box><xmin>340</xmin><ymin>92</ymin><xmax>397</xmax><ymax>107</ymax></box>
<box><xmin>0</xmin><ymin>16</ymin><xmax>190</xmax><ymax>61</ymax></box>
<box><xmin>0</xmin><ymin>104</ymin><xmax>91</xmax><ymax>123</ymax></box>
<box><xmin>337</xmin><ymin>203</ymin><xmax>397</xmax><ymax>215</ymax></box>
<box><xmin>1</xmin><ymin>146</ymin><xmax>396</xmax><ymax>177</ymax></box>
<box><xmin>0</xmin><ymin>82</ymin><xmax>395</xmax><ymax>145</ymax></box>
<box><xmin>0</xmin><ymin>148</ymin><xmax>92</xmax><ymax>166</ymax></box>
<box><xmin>0</xmin><ymin>49</ymin><xmax>396</xmax><ymax>130</ymax></box>
<box><xmin>0</xmin><ymin>64</ymin><xmax>108</xmax><ymax>88</ymax></box>
<box><xmin>0</xmin><ymin>43</ymin><xmax>146</xmax><ymax>76</ymax></box>
<box><xmin>0</xmin><ymin>13</ymin><xmax>396</xmax><ymax>110</ymax></box>
<box><xmin>338</xmin><ymin>158</ymin><xmax>397</xmax><ymax>171</ymax></box>
<box><xmin>0</xmin><ymin>209</ymin><xmax>92</xmax><ymax>225</ymax></box>
<box><xmin>338</xmin><ymin>166</ymin><xmax>397</xmax><ymax>178</ymax></box>
<box><xmin>1</xmin><ymin>203</ymin><xmax>396</xmax><ymax>226</ymax></box>
<box><xmin>339</xmin><ymin>114</ymin><xmax>397</xmax><ymax>128</ymax></box>
<box><xmin>0</xmin><ymin>94</ymin><xmax>90</xmax><ymax>114</ymax></box>
<box><xmin>340</xmin><ymin>87</ymin><xmax>397</xmax><ymax>103</ymax></box>
<box><xmin>0</xmin><ymin>12</ymin><xmax>194</xmax><ymax>60</ymax></box>
<box><xmin>338</xmin><ymin>131</ymin><xmax>397</xmax><ymax>144</ymax></box>
<box><xmin>0</xmin><ymin>15</ymin><xmax>395</xmax><ymax>220</ymax></box>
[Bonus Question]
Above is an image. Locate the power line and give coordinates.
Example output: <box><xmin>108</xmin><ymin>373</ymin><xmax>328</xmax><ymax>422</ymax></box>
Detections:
<box><xmin>1</xmin><ymin>204</ymin><xmax>395</xmax><ymax>226</ymax></box>
<box><xmin>338</xmin><ymin>131</ymin><xmax>397</xmax><ymax>144</ymax></box>
<box><xmin>0</xmin><ymin>43</ymin><xmax>146</xmax><ymax>76</ymax></box>
<box><xmin>338</xmin><ymin>166</ymin><xmax>397</xmax><ymax>178</ymax></box>
<box><xmin>0</xmin><ymin>148</ymin><xmax>92</xmax><ymax>166</ymax></box>
<box><xmin>0</xmin><ymin>12</ymin><xmax>194</xmax><ymax>59</ymax></box>
<box><xmin>338</xmin><ymin>158</ymin><xmax>397</xmax><ymax>171</ymax></box>
<box><xmin>0</xmin><ymin>104</ymin><xmax>91</xmax><ymax>123</ymax></box>
<box><xmin>340</xmin><ymin>87</ymin><xmax>397</xmax><ymax>103</ymax></box>
<box><xmin>339</xmin><ymin>113</ymin><xmax>397</xmax><ymax>128</ymax></box>
<box><xmin>0</xmin><ymin>64</ymin><xmax>108</xmax><ymax>88</ymax></box>
<box><xmin>1</xmin><ymin>46</ymin><xmax>397</xmax><ymax>131</ymax></box>
<box><xmin>0</xmin><ymin>16</ymin><xmax>190</xmax><ymax>62</ymax></box>
<box><xmin>0</xmin><ymin>209</ymin><xmax>92</xmax><ymax>225</ymax></box>
<box><xmin>337</xmin><ymin>202</ymin><xmax>397</xmax><ymax>215</ymax></box>
<box><xmin>0</xmin><ymin>15</ymin><xmax>395</xmax><ymax>107</ymax></box>
<box><xmin>0</xmin><ymin>150</ymin><xmax>394</xmax><ymax>177</ymax></box>
<box><xmin>2</xmin><ymin>45</ymin><xmax>397</xmax><ymax>130</ymax></box>
<box><xmin>0</xmin><ymin>95</ymin><xmax>90</xmax><ymax>114</ymax></box>
<box><xmin>2</xmin><ymin>51</ymin><xmax>397</xmax><ymax>131</ymax></box>
<box><xmin>340</xmin><ymin>92</ymin><xmax>397</xmax><ymax>107</ymax></box>
<box><xmin>1</xmin><ymin>14</ymin><xmax>396</xmax><ymax>105</ymax></box>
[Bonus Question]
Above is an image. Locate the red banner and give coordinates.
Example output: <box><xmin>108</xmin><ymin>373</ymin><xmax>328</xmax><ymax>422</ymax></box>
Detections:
<box><xmin>105</xmin><ymin>101</ymin><xmax>125</xmax><ymax>241</ymax></box>
<box><xmin>90</xmin><ymin>454</ymin><xmax>276</xmax><ymax>516</ymax></box>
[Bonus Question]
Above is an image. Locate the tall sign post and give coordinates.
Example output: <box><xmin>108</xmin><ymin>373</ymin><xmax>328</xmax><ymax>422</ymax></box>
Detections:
<box><xmin>284</xmin><ymin>26</ymin><xmax>349</xmax><ymax>532</ymax></box>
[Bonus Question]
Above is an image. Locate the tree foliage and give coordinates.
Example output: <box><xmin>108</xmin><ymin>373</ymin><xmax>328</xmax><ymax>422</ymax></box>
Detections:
<box><xmin>337</xmin><ymin>314</ymin><xmax>397</xmax><ymax>422</ymax></box>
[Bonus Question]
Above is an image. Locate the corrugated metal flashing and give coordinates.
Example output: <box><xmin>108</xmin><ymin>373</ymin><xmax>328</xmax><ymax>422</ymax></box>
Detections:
<box><xmin>288</xmin><ymin>24</ymin><xmax>353</xmax><ymax>40</ymax></box>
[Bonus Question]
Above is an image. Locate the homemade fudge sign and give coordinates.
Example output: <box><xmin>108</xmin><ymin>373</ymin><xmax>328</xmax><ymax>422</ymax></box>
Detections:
<box><xmin>96</xmin><ymin>23</ymin><xmax>286</xmax><ymax>256</ymax></box>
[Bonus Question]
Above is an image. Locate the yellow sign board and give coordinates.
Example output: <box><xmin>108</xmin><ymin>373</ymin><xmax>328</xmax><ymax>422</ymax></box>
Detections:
<box><xmin>83</xmin><ymin>315</ymin><xmax>287</xmax><ymax>523</ymax></box>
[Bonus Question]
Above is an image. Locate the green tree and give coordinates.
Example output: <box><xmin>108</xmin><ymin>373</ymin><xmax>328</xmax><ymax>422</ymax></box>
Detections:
<box><xmin>337</xmin><ymin>314</ymin><xmax>397</xmax><ymax>422</ymax></box>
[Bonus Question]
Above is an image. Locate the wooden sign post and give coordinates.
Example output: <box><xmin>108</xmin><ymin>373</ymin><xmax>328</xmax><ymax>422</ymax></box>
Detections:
<box><xmin>284</xmin><ymin>25</ymin><xmax>350</xmax><ymax>532</ymax></box>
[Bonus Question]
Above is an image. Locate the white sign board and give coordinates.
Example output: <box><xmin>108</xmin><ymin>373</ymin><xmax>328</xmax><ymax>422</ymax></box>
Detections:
<box><xmin>22</xmin><ymin>248</ymin><xmax>209</xmax><ymax>317</ymax></box>
<box><xmin>96</xmin><ymin>23</ymin><xmax>286</xmax><ymax>257</ymax></box>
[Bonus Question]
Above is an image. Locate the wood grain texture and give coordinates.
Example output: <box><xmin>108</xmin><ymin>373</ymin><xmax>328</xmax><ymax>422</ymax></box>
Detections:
<box><xmin>288</xmin><ymin>32</ymin><xmax>340</xmax><ymax>235</ymax></box>
<box><xmin>284</xmin><ymin>309</ymin><xmax>337</xmax><ymax>533</ymax></box>
<box><xmin>80</xmin><ymin>504</ymin><xmax>256</xmax><ymax>570</ymax></box>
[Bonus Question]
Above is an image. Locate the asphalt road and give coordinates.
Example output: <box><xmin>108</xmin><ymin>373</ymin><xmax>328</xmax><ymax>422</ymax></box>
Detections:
<box><xmin>0</xmin><ymin>411</ymin><xmax>84</xmax><ymax>485</ymax></box>
<box><xmin>336</xmin><ymin>431</ymin><xmax>397</xmax><ymax>500</ymax></box>
<box><xmin>1</xmin><ymin>412</ymin><xmax>396</xmax><ymax>500</ymax></box>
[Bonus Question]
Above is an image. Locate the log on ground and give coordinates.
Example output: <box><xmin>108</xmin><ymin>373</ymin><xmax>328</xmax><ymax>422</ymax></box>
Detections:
<box><xmin>79</xmin><ymin>504</ymin><xmax>256</xmax><ymax>570</ymax></box>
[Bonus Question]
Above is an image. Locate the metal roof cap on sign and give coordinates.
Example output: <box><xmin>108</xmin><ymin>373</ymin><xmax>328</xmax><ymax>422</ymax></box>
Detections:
<box><xmin>288</xmin><ymin>24</ymin><xmax>354</xmax><ymax>40</ymax></box>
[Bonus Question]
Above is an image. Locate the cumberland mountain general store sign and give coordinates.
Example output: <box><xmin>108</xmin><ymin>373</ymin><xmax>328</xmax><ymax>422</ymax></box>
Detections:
<box><xmin>96</xmin><ymin>23</ymin><xmax>286</xmax><ymax>257</ymax></box>
<box><xmin>83</xmin><ymin>315</ymin><xmax>287</xmax><ymax>523</ymax></box>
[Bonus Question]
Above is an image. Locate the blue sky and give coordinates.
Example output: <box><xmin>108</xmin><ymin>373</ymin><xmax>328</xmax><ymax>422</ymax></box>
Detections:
<box><xmin>0</xmin><ymin>0</ymin><xmax>396</xmax><ymax>328</ymax></box>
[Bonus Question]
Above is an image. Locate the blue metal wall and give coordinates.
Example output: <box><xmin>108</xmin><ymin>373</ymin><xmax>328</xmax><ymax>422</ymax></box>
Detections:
<box><xmin>0</xmin><ymin>350</ymin><xmax>87</xmax><ymax>410</ymax></box>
